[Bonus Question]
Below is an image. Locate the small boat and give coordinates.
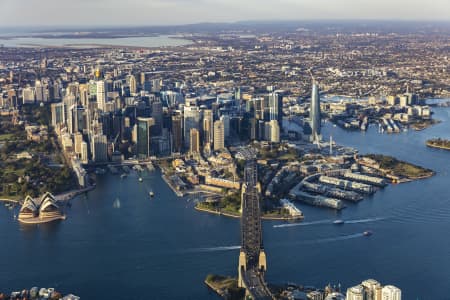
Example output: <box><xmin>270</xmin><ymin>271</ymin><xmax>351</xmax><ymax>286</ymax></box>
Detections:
<box><xmin>138</xmin><ymin>177</ymin><xmax>143</xmax><ymax>182</ymax></box>
<box><xmin>333</xmin><ymin>219</ymin><xmax>344</xmax><ymax>225</ymax></box>
<box><xmin>120</xmin><ymin>173</ymin><xmax>127</xmax><ymax>179</ymax></box>
<box><xmin>149</xmin><ymin>191</ymin><xmax>154</xmax><ymax>197</ymax></box>
<box><xmin>363</xmin><ymin>230</ymin><xmax>372</xmax><ymax>236</ymax></box>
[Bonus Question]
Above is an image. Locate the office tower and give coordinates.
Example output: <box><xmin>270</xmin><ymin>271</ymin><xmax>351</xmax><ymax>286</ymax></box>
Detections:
<box><xmin>151</xmin><ymin>100</ymin><xmax>163</xmax><ymax>135</ymax></box>
<box><xmin>189</xmin><ymin>128</ymin><xmax>200</xmax><ymax>154</ymax></box>
<box><xmin>381</xmin><ymin>286</ymin><xmax>401</xmax><ymax>300</ymax></box>
<box><xmin>399</xmin><ymin>95</ymin><xmax>408</xmax><ymax>108</ymax></box>
<box><xmin>51</xmin><ymin>102</ymin><xmax>65</xmax><ymax>128</ymax></box>
<box><xmin>346</xmin><ymin>285</ymin><xmax>364</xmax><ymax>300</ymax></box>
<box><xmin>127</xmin><ymin>75</ymin><xmax>137</xmax><ymax>95</ymax></box>
<box><xmin>140</xmin><ymin>72</ymin><xmax>146</xmax><ymax>86</ymax></box>
<box><xmin>253</xmin><ymin>98</ymin><xmax>264</xmax><ymax>120</ymax></box>
<box><xmin>79</xmin><ymin>85</ymin><xmax>89</xmax><ymax>107</ymax></box>
<box><xmin>81</xmin><ymin>141</ymin><xmax>88</xmax><ymax>164</ymax></box>
<box><xmin>310</xmin><ymin>82</ymin><xmax>321</xmax><ymax>143</ymax></box>
<box><xmin>96</xmin><ymin>80</ymin><xmax>106</xmax><ymax>111</ymax></box>
<box><xmin>269</xmin><ymin>92</ymin><xmax>282</xmax><ymax>126</ymax></box>
<box><xmin>90</xmin><ymin>134</ymin><xmax>108</xmax><ymax>163</ymax></box>
<box><xmin>249</xmin><ymin>118</ymin><xmax>257</xmax><ymax>140</ymax></box>
<box><xmin>220</xmin><ymin>114</ymin><xmax>230</xmax><ymax>138</ymax></box>
<box><xmin>68</xmin><ymin>105</ymin><xmax>85</xmax><ymax>134</ymax></box>
<box><xmin>213</xmin><ymin>120</ymin><xmax>225</xmax><ymax>151</ymax></box>
<box><xmin>22</xmin><ymin>87</ymin><xmax>35</xmax><ymax>104</ymax></box>
<box><xmin>202</xmin><ymin>109</ymin><xmax>213</xmax><ymax>146</ymax></box>
<box><xmin>264</xmin><ymin>122</ymin><xmax>271</xmax><ymax>141</ymax></box>
<box><xmin>171</xmin><ymin>115</ymin><xmax>183</xmax><ymax>153</ymax></box>
<box><xmin>183</xmin><ymin>106</ymin><xmax>200</xmax><ymax>149</ymax></box>
<box><xmin>269</xmin><ymin>120</ymin><xmax>280</xmax><ymax>143</ymax></box>
<box><xmin>35</xmin><ymin>80</ymin><xmax>47</xmax><ymax>102</ymax></box>
<box><xmin>361</xmin><ymin>279</ymin><xmax>382</xmax><ymax>300</ymax></box>
<box><xmin>74</xmin><ymin>132</ymin><xmax>83</xmax><ymax>155</ymax></box>
<box><xmin>136</xmin><ymin>117</ymin><xmax>155</xmax><ymax>158</ymax></box>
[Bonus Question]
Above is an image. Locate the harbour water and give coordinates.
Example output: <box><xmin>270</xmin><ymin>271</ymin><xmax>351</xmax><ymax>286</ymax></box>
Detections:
<box><xmin>0</xmin><ymin>106</ymin><xmax>449</xmax><ymax>299</ymax></box>
<box><xmin>0</xmin><ymin>35</ymin><xmax>190</xmax><ymax>48</ymax></box>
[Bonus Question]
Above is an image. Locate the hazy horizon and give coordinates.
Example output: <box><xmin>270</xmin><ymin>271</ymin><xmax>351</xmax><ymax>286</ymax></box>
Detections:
<box><xmin>1</xmin><ymin>0</ymin><xmax>449</xmax><ymax>27</ymax></box>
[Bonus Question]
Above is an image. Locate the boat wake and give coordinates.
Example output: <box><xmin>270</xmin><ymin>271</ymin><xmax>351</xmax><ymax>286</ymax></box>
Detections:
<box><xmin>273</xmin><ymin>217</ymin><xmax>386</xmax><ymax>228</ymax></box>
<box><xmin>273</xmin><ymin>220</ymin><xmax>331</xmax><ymax>228</ymax></box>
<box><xmin>186</xmin><ymin>232</ymin><xmax>368</xmax><ymax>253</ymax></box>
<box><xmin>185</xmin><ymin>245</ymin><xmax>241</xmax><ymax>253</ymax></box>
<box><xmin>344</xmin><ymin>217</ymin><xmax>386</xmax><ymax>224</ymax></box>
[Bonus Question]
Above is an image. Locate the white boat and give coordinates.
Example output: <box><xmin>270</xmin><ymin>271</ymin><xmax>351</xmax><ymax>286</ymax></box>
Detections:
<box><xmin>149</xmin><ymin>191</ymin><xmax>154</xmax><ymax>197</ymax></box>
<box><xmin>333</xmin><ymin>219</ymin><xmax>345</xmax><ymax>225</ymax></box>
<box><xmin>138</xmin><ymin>177</ymin><xmax>143</xmax><ymax>182</ymax></box>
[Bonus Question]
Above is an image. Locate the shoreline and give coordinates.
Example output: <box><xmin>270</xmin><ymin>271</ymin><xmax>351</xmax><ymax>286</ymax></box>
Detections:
<box><xmin>426</xmin><ymin>142</ymin><xmax>450</xmax><ymax>151</ymax></box>
<box><xmin>195</xmin><ymin>205</ymin><xmax>303</xmax><ymax>221</ymax></box>
<box><xmin>18</xmin><ymin>215</ymin><xmax>66</xmax><ymax>224</ymax></box>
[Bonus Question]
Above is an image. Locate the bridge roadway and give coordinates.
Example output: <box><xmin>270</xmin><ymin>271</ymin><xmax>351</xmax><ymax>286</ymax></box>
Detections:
<box><xmin>238</xmin><ymin>160</ymin><xmax>274</xmax><ymax>300</ymax></box>
<box><xmin>241</xmin><ymin>268</ymin><xmax>273</xmax><ymax>300</ymax></box>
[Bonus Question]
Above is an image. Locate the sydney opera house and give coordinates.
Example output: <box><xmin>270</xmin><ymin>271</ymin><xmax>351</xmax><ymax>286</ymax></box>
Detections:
<box><xmin>18</xmin><ymin>192</ymin><xmax>65</xmax><ymax>224</ymax></box>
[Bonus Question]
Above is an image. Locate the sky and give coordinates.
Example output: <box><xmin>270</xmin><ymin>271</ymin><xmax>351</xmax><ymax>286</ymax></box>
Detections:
<box><xmin>0</xmin><ymin>0</ymin><xmax>449</xmax><ymax>27</ymax></box>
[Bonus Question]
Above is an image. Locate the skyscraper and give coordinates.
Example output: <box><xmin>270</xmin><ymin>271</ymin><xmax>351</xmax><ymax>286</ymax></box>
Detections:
<box><xmin>96</xmin><ymin>80</ymin><xmax>106</xmax><ymax>111</ymax></box>
<box><xmin>269</xmin><ymin>92</ymin><xmax>282</xmax><ymax>126</ymax></box>
<box><xmin>127</xmin><ymin>75</ymin><xmax>137</xmax><ymax>95</ymax></box>
<box><xmin>189</xmin><ymin>128</ymin><xmax>200</xmax><ymax>154</ymax></box>
<box><xmin>310</xmin><ymin>82</ymin><xmax>321</xmax><ymax>143</ymax></box>
<box><xmin>213</xmin><ymin>120</ymin><xmax>225</xmax><ymax>151</ymax></box>
<box><xmin>90</xmin><ymin>134</ymin><xmax>108</xmax><ymax>163</ymax></box>
<box><xmin>269</xmin><ymin>120</ymin><xmax>280</xmax><ymax>143</ymax></box>
<box><xmin>51</xmin><ymin>102</ymin><xmax>65</xmax><ymax>128</ymax></box>
<box><xmin>183</xmin><ymin>106</ymin><xmax>200</xmax><ymax>149</ymax></box>
<box><xmin>202</xmin><ymin>109</ymin><xmax>214</xmax><ymax>146</ymax></box>
<box><xmin>171</xmin><ymin>114</ymin><xmax>183</xmax><ymax>153</ymax></box>
<box><xmin>136</xmin><ymin>117</ymin><xmax>155</xmax><ymax>158</ymax></box>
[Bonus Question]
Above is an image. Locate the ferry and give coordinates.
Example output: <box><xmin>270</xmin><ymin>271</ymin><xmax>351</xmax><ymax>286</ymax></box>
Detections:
<box><xmin>363</xmin><ymin>230</ymin><xmax>373</xmax><ymax>236</ymax></box>
<box><xmin>333</xmin><ymin>219</ymin><xmax>345</xmax><ymax>225</ymax></box>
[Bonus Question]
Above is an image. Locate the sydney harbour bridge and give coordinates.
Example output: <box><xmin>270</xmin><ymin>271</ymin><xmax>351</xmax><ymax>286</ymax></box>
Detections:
<box><xmin>237</xmin><ymin>160</ymin><xmax>273</xmax><ymax>299</ymax></box>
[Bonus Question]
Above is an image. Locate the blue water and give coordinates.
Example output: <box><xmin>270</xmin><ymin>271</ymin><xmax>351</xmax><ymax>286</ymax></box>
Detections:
<box><xmin>0</xmin><ymin>107</ymin><xmax>449</xmax><ymax>299</ymax></box>
<box><xmin>0</xmin><ymin>35</ymin><xmax>190</xmax><ymax>48</ymax></box>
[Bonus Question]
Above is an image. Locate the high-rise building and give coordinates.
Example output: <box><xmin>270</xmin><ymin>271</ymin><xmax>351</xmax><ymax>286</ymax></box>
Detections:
<box><xmin>183</xmin><ymin>106</ymin><xmax>200</xmax><ymax>149</ymax></box>
<box><xmin>381</xmin><ymin>286</ymin><xmax>401</xmax><ymax>300</ymax></box>
<box><xmin>151</xmin><ymin>100</ymin><xmax>163</xmax><ymax>135</ymax></box>
<box><xmin>189</xmin><ymin>128</ymin><xmax>200</xmax><ymax>154</ymax></box>
<box><xmin>346</xmin><ymin>285</ymin><xmax>364</xmax><ymax>300</ymax></box>
<box><xmin>51</xmin><ymin>102</ymin><xmax>65</xmax><ymax>128</ymax></box>
<box><xmin>96</xmin><ymin>80</ymin><xmax>106</xmax><ymax>111</ymax></box>
<box><xmin>220</xmin><ymin>114</ymin><xmax>230</xmax><ymax>138</ymax></box>
<box><xmin>90</xmin><ymin>134</ymin><xmax>108</xmax><ymax>163</ymax></box>
<box><xmin>74</xmin><ymin>132</ymin><xmax>83</xmax><ymax>155</ymax></box>
<box><xmin>81</xmin><ymin>141</ymin><xmax>89</xmax><ymax>164</ymax></box>
<box><xmin>171</xmin><ymin>114</ymin><xmax>183</xmax><ymax>153</ymax></box>
<box><xmin>361</xmin><ymin>279</ymin><xmax>382</xmax><ymax>300</ymax></box>
<box><xmin>127</xmin><ymin>75</ymin><xmax>137</xmax><ymax>95</ymax></box>
<box><xmin>202</xmin><ymin>109</ymin><xmax>214</xmax><ymax>146</ymax></box>
<box><xmin>213</xmin><ymin>120</ymin><xmax>225</xmax><ymax>151</ymax></box>
<box><xmin>22</xmin><ymin>87</ymin><xmax>35</xmax><ymax>104</ymax></box>
<box><xmin>136</xmin><ymin>117</ymin><xmax>155</xmax><ymax>158</ymax></box>
<box><xmin>35</xmin><ymin>80</ymin><xmax>47</xmax><ymax>102</ymax></box>
<box><xmin>269</xmin><ymin>120</ymin><xmax>280</xmax><ymax>143</ymax></box>
<box><xmin>269</xmin><ymin>92</ymin><xmax>283</xmax><ymax>126</ymax></box>
<box><xmin>310</xmin><ymin>82</ymin><xmax>321</xmax><ymax>143</ymax></box>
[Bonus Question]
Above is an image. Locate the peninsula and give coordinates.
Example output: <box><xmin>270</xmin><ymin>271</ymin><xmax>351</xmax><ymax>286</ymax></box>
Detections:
<box><xmin>426</xmin><ymin>138</ymin><xmax>450</xmax><ymax>151</ymax></box>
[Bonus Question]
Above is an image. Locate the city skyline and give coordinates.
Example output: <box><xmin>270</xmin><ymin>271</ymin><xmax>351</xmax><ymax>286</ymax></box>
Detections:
<box><xmin>1</xmin><ymin>0</ymin><xmax>450</xmax><ymax>27</ymax></box>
